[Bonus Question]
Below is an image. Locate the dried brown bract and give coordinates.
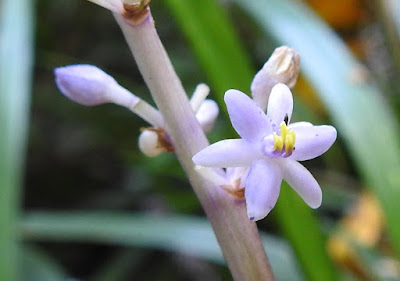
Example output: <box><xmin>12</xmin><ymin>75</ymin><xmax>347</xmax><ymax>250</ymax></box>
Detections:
<box><xmin>122</xmin><ymin>0</ymin><xmax>151</xmax><ymax>24</ymax></box>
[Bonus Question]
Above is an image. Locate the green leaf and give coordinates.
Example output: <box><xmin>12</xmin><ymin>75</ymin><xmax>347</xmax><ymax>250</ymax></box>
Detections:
<box><xmin>19</xmin><ymin>246</ymin><xmax>67</xmax><ymax>281</ymax></box>
<box><xmin>89</xmin><ymin>249</ymin><xmax>149</xmax><ymax>281</ymax></box>
<box><xmin>164</xmin><ymin>0</ymin><xmax>254</xmax><ymax>101</ymax></box>
<box><xmin>21</xmin><ymin>212</ymin><xmax>305</xmax><ymax>281</ymax></box>
<box><xmin>0</xmin><ymin>0</ymin><xmax>33</xmax><ymax>279</ymax></box>
<box><xmin>275</xmin><ymin>186</ymin><xmax>338</xmax><ymax>281</ymax></box>
<box><xmin>233</xmin><ymin>0</ymin><xmax>400</xmax><ymax>256</ymax></box>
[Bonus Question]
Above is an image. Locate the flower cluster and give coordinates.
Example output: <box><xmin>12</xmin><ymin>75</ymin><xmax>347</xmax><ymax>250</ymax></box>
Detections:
<box><xmin>54</xmin><ymin>64</ymin><xmax>219</xmax><ymax>156</ymax></box>
<box><xmin>193</xmin><ymin>83</ymin><xmax>337</xmax><ymax>221</ymax></box>
<box><xmin>54</xmin><ymin>46</ymin><xmax>337</xmax><ymax>222</ymax></box>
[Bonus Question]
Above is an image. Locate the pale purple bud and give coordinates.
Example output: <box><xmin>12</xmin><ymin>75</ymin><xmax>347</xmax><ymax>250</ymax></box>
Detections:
<box><xmin>195</xmin><ymin>99</ymin><xmax>219</xmax><ymax>133</ymax></box>
<box><xmin>54</xmin><ymin>64</ymin><xmax>139</xmax><ymax>108</ymax></box>
<box><xmin>251</xmin><ymin>46</ymin><xmax>300</xmax><ymax>111</ymax></box>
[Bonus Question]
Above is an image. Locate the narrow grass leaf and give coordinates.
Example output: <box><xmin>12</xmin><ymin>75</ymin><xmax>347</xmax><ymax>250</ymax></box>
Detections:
<box><xmin>275</xmin><ymin>185</ymin><xmax>338</xmax><ymax>281</ymax></box>
<box><xmin>0</xmin><ymin>0</ymin><xmax>33</xmax><ymax>279</ymax></box>
<box><xmin>20</xmin><ymin>246</ymin><xmax>67</xmax><ymax>281</ymax></box>
<box><xmin>164</xmin><ymin>0</ymin><xmax>254</xmax><ymax>101</ymax></box>
<box><xmin>21</xmin><ymin>212</ymin><xmax>305</xmax><ymax>281</ymax></box>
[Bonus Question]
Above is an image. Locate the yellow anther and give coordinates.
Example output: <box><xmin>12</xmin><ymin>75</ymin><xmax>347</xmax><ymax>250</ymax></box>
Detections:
<box><xmin>272</xmin><ymin>121</ymin><xmax>296</xmax><ymax>156</ymax></box>
<box><xmin>273</xmin><ymin>132</ymin><xmax>283</xmax><ymax>152</ymax></box>
<box><xmin>280</xmin><ymin>121</ymin><xmax>289</xmax><ymax>141</ymax></box>
<box><xmin>285</xmin><ymin>134</ymin><xmax>295</xmax><ymax>155</ymax></box>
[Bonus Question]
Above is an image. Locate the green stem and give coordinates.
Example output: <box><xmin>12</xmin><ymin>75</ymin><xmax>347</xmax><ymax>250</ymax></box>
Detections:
<box><xmin>0</xmin><ymin>0</ymin><xmax>33</xmax><ymax>280</ymax></box>
<box><xmin>114</xmin><ymin>8</ymin><xmax>275</xmax><ymax>281</ymax></box>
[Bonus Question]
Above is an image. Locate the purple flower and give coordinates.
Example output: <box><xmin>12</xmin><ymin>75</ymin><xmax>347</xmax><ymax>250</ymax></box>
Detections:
<box><xmin>193</xmin><ymin>83</ymin><xmax>337</xmax><ymax>221</ymax></box>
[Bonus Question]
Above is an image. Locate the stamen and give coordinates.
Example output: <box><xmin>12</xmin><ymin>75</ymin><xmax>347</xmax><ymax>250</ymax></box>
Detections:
<box><xmin>280</xmin><ymin>121</ymin><xmax>289</xmax><ymax>140</ymax></box>
<box><xmin>272</xmin><ymin>132</ymin><xmax>283</xmax><ymax>152</ymax></box>
<box><xmin>284</xmin><ymin>134</ymin><xmax>295</xmax><ymax>155</ymax></box>
<box><xmin>272</xmin><ymin>121</ymin><xmax>296</xmax><ymax>157</ymax></box>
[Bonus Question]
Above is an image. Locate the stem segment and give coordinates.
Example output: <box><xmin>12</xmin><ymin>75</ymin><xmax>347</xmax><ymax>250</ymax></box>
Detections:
<box><xmin>114</xmin><ymin>8</ymin><xmax>275</xmax><ymax>281</ymax></box>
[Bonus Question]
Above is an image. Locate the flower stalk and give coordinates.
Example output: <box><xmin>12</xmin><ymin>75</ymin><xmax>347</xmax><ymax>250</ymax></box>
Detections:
<box><xmin>114</xmin><ymin>4</ymin><xmax>275</xmax><ymax>281</ymax></box>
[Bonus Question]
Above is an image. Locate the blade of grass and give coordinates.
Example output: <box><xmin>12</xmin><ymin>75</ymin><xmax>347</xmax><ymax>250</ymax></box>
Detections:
<box><xmin>165</xmin><ymin>1</ymin><xmax>338</xmax><ymax>280</ymax></box>
<box><xmin>233</xmin><ymin>0</ymin><xmax>400</xmax><ymax>255</ymax></box>
<box><xmin>0</xmin><ymin>0</ymin><xmax>33</xmax><ymax>279</ymax></box>
<box><xmin>275</xmin><ymin>186</ymin><xmax>338</xmax><ymax>281</ymax></box>
<box><xmin>20</xmin><ymin>212</ymin><xmax>305</xmax><ymax>281</ymax></box>
<box><xmin>89</xmin><ymin>249</ymin><xmax>150</xmax><ymax>281</ymax></box>
<box><xmin>20</xmin><ymin>246</ymin><xmax>67</xmax><ymax>281</ymax></box>
<box><xmin>163</xmin><ymin>0</ymin><xmax>254</xmax><ymax>102</ymax></box>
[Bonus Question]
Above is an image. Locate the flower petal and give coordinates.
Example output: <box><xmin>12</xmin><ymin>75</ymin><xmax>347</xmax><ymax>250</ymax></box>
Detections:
<box><xmin>245</xmin><ymin>159</ymin><xmax>282</xmax><ymax>221</ymax></box>
<box><xmin>280</xmin><ymin>159</ymin><xmax>322</xmax><ymax>208</ymax></box>
<box><xmin>266</xmin><ymin>83</ymin><xmax>293</xmax><ymax>130</ymax></box>
<box><xmin>192</xmin><ymin>139</ymin><xmax>262</xmax><ymax>167</ymax></box>
<box><xmin>224</xmin><ymin>89</ymin><xmax>271</xmax><ymax>142</ymax></box>
<box><xmin>291</xmin><ymin>124</ymin><xmax>337</xmax><ymax>161</ymax></box>
<box><xmin>288</xmin><ymin>121</ymin><xmax>312</xmax><ymax>129</ymax></box>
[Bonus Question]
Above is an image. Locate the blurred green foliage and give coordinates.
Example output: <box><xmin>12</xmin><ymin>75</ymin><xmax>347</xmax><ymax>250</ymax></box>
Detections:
<box><xmin>1</xmin><ymin>0</ymin><xmax>400</xmax><ymax>280</ymax></box>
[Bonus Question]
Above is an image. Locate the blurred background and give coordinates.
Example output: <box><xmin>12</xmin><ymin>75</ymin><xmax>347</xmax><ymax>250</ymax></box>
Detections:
<box><xmin>1</xmin><ymin>0</ymin><xmax>400</xmax><ymax>280</ymax></box>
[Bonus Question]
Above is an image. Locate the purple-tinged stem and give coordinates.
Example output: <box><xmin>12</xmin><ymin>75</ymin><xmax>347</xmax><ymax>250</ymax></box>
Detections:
<box><xmin>113</xmin><ymin>7</ymin><xmax>275</xmax><ymax>281</ymax></box>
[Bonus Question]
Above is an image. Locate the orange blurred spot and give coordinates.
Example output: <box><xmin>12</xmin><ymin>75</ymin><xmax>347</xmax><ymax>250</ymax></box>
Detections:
<box><xmin>307</xmin><ymin>0</ymin><xmax>365</xmax><ymax>29</ymax></box>
<box><xmin>327</xmin><ymin>191</ymin><xmax>384</xmax><ymax>278</ymax></box>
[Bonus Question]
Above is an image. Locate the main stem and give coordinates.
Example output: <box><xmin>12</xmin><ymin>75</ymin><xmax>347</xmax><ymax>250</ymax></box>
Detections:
<box><xmin>115</xmin><ymin>10</ymin><xmax>275</xmax><ymax>281</ymax></box>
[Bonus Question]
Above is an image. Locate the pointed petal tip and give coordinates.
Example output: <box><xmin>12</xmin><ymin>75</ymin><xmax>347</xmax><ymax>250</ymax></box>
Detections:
<box><xmin>267</xmin><ymin>83</ymin><xmax>294</xmax><ymax>125</ymax></box>
<box><xmin>309</xmin><ymin>198</ymin><xmax>322</xmax><ymax>209</ymax></box>
<box><xmin>291</xmin><ymin>124</ymin><xmax>338</xmax><ymax>161</ymax></box>
<box><xmin>224</xmin><ymin>88</ymin><xmax>246</xmax><ymax>99</ymax></box>
<box><xmin>192</xmin><ymin>152</ymin><xmax>203</xmax><ymax>165</ymax></box>
<box><xmin>247</xmin><ymin>208</ymin><xmax>271</xmax><ymax>221</ymax></box>
<box><xmin>272</xmin><ymin>83</ymin><xmax>290</xmax><ymax>92</ymax></box>
<box><xmin>306</xmin><ymin>187</ymin><xmax>322</xmax><ymax>209</ymax></box>
<box><xmin>282</xmin><ymin>160</ymin><xmax>323</xmax><ymax>208</ymax></box>
<box><xmin>224</xmin><ymin>89</ymin><xmax>271</xmax><ymax>142</ymax></box>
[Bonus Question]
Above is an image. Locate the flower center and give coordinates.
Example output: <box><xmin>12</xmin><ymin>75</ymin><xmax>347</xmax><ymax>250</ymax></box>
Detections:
<box><xmin>263</xmin><ymin>121</ymin><xmax>296</xmax><ymax>158</ymax></box>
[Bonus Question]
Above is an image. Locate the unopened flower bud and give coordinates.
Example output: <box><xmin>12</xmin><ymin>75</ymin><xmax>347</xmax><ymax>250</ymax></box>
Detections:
<box><xmin>138</xmin><ymin>128</ymin><xmax>173</xmax><ymax>157</ymax></box>
<box><xmin>54</xmin><ymin>64</ymin><xmax>139</xmax><ymax>108</ymax></box>
<box><xmin>251</xmin><ymin>46</ymin><xmax>300</xmax><ymax>111</ymax></box>
<box><xmin>190</xmin><ymin>83</ymin><xmax>210</xmax><ymax>112</ymax></box>
<box><xmin>195</xmin><ymin>99</ymin><xmax>219</xmax><ymax>133</ymax></box>
<box><xmin>138</xmin><ymin>130</ymin><xmax>165</xmax><ymax>157</ymax></box>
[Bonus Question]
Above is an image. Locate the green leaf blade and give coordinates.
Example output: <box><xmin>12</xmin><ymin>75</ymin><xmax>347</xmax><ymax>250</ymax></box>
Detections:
<box><xmin>0</xmin><ymin>0</ymin><xmax>34</xmax><ymax>279</ymax></box>
<box><xmin>21</xmin><ymin>212</ymin><xmax>305</xmax><ymax>281</ymax></box>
